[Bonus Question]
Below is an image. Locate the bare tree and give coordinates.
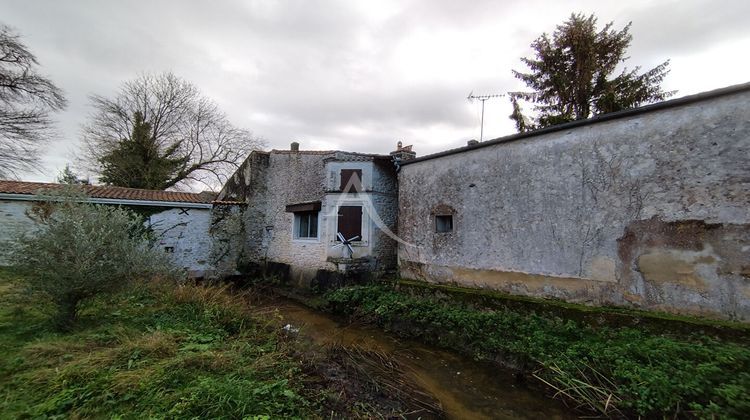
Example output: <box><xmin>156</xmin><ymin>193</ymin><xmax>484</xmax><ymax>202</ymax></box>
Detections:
<box><xmin>0</xmin><ymin>24</ymin><xmax>66</xmax><ymax>178</ymax></box>
<box><xmin>80</xmin><ymin>72</ymin><xmax>263</xmax><ymax>190</ymax></box>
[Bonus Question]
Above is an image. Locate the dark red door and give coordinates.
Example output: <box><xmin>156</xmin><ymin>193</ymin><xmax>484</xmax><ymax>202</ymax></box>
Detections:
<box><xmin>337</xmin><ymin>205</ymin><xmax>362</xmax><ymax>241</ymax></box>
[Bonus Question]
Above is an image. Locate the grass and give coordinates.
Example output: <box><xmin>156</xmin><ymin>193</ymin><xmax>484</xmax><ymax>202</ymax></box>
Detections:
<box><xmin>0</xmin><ymin>268</ymin><xmax>315</xmax><ymax>419</ymax></box>
<box><xmin>396</xmin><ymin>279</ymin><xmax>750</xmax><ymax>337</ymax></box>
<box><xmin>325</xmin><ymin>284</ymin><xmax>750</xmax><ymax>418</ymax></box>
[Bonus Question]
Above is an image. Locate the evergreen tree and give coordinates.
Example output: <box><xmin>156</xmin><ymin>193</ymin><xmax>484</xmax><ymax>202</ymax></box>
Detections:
<box><xmin>56</xmin><ymin>164</ymin><xmax>89</xmax><ymax>185</ymax></box>
<box><xmin>509</xmin><ymin>13</ymin><xmax>674</xmax><ymax>132</ymax></box>
<box><xmin>98</xmin><ymin>111</ymin><xmax>188</xmax><ymax>189</ymax></box>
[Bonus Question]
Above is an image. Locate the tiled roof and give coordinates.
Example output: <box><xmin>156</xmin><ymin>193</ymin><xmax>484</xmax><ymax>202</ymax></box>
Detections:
<box><xmin>0</xmin><ymin>180</ymin><xmax>215</xmax><ymax>204</ymax></box>
<box><xmin>270</xmin><ymin>149</ymin><xmax>336</xmax><ymax>155</ymax></box>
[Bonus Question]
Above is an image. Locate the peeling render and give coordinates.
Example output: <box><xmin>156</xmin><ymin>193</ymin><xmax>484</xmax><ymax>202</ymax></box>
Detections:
<box><xmin>397</xmin><ymin>86</ymin><xmax>750</xmax><ymax>321</ymax></box>
<box><xmin>215</xmin><ymin>148</ymin><xmax>399</xmax><ymax>287</ymax></box>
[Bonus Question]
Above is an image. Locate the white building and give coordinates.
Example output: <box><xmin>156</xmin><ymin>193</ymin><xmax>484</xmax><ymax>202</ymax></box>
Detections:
<box><xmin>0</xmin><ymin>180</ymin><xmax>216</xmax><ymax>277</ymax></box>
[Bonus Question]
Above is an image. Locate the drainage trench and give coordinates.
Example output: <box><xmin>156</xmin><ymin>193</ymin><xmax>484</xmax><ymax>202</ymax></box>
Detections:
<box><xmin>265</xmin><ymin>298</ymin><xmax>574</xmax><ymax>420</ymax></box>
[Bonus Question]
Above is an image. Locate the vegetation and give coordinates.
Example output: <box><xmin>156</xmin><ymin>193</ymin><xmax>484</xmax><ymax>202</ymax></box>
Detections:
<box><xmin>509</xmin><ymin>13</ymin><xmax>673</xmax><ymax>132</ymax></box>
<box><xmin>98</xmin><ymin>111</ymin><xmax>189</xmax><ymax>189</ymax></box>
<box><xmin>10</xmin><ymin>194</ymin><xmax>175</xmax><ymax>330</ymax></box>
<box><xmin>56</xmin><ymin>163</ymin><xmax>90</xmax><ymax>185</ymax></box>
<box><xmin>80</xmin><ymin>72</ymin><xmax>263</xmax><ymax>190</ymax></box>
<box><xmin>0</xmin><ymin>23</ymin><xmax>67</xmax><ymax>178</ymax></box>
<box><xmin>326</xmin><ymin>285</ymin><xmax>750</xmax><ymax>418</ymax></box>
<box><xmin>0</xmin><ymin>270</ymin><xmax>316</xmax><ymax>418</ymax></box>
<box><xmin>0</xmin><ymin>269</ymin><xmax>441</xmax><ymax>418</ymax></box>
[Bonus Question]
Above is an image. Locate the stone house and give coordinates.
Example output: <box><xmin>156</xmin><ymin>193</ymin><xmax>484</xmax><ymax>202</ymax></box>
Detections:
<box><xmin>0</xmin><ymin>181</ymin><xmax>217</xmax><ymax>276</ymax></box>
<box><xmin>215</xmin><ymin>143</ymin><xmax>410</xmax><ymax>287</ymax></box>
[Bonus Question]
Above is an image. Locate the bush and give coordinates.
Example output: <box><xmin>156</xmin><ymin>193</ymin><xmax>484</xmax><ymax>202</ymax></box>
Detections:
<box><xmin>11</xmin><ymin>193</ymin><xmax>177</xmax><ymax>330</ymax></box>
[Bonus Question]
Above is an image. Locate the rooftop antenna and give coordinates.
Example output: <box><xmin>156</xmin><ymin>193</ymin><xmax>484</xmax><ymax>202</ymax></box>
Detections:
<box><xmin>467</xmin><ymin>91</ymin><xmax>505</xmax><ymax>141</ymax></box>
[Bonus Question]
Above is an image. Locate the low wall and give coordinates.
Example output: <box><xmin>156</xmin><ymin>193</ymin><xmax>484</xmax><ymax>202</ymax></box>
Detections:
<box><xmin>397</xmin><ymin>84</ymin><xmax>750</xmax><ymax>321</ymax></box>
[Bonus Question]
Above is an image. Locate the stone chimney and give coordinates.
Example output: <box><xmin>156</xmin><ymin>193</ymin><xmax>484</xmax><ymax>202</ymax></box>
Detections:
<box><xmin>467</xmin><ymin>139</ymin><xmax>479</xmax><ymax>146</ymax></box>
<box><xmin>290</xmin><ymin>141</ymin><xmax>300</xmax><ymax>152</ymax></box>
<box><xmin>389</xmin><ymin>140</ymin><xmax>416</xmax><ymax>161</ymax></box>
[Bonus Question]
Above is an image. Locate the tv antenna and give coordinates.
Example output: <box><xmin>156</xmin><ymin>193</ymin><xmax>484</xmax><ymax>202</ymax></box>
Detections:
<box><xmin>467</xmin><ymin>91</ymin><xmax>505</xmax><ymax>141</ymax></box>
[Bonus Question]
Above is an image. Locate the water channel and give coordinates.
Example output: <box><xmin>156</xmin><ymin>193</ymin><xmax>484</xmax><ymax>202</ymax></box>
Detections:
<box><xmin>265</xmin><ymin>298</ymin><xmax>575</xmax><ymax>419</ymax></box>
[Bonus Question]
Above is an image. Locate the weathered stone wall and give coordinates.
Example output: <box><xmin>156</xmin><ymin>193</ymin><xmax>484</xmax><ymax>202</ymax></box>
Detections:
<box><xmin>397</xmin><ymin>87</ymin><xmax>750</xmax><ymax>321</ymax></box>
<box><xmin>0</xmin><ymin>198</ymin><xmax>214</xmax><ymax>276</ymax></box>
<box><xmin>208</xmin><ymin>204</ymin><xmax>245</xmax><ymax>276</ymax></box>
<box><xmin>0</xmin><ymin>200</ymin><xmax>40</xmax><ymax>264</ymax></box>
<box><xmin>263</xmin><ymin>152</ymin><xmax>334</xmax><ymax>281</ymax></box>
<box><xmin>147</xmin><ymin>207</ymin><xmax>213</xmax><ymax>276</ymax></box>
<box><xmin>218</xmin><ymin>150</ymin><xmax>400</xmax><ymax>285</ymax></box>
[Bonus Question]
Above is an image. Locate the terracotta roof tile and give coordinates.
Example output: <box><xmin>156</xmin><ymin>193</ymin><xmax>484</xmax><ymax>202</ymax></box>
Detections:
<box><xmin>0</xmin><ymin>180</ymin><xmax>215</xmax><ymax>204</ymax></box>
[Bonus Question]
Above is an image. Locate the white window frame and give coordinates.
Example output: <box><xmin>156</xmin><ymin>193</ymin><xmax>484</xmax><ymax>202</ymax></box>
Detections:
<box><xmin>327</xmin><ymin>199</ymin><xmax>369</xmax><ymax>247</ymax></box>
<box><xmin>292</xmin><ymin>210</ymin><xmax>321</xmax><ymax>242</ymax></box>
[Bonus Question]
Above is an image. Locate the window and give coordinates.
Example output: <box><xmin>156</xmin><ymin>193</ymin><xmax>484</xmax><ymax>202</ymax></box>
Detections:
<box><xmin>337</xmin><ymin>205</ymin><xmax>362</xmax><ymax>241</ymax></box>
<box><xmin>339</xmin><ymin>169</ymin><xmax>362</xmax><ymax>193</ymax></box>
<box><xmin>294</xmin><ymin>211</ymin><xmax>319</xmax><ymax>239</ymax></box>
<box><xmin>435</xmin><ymin>215</ymin><xmax>453</xmax><ymax>233</ymax></box>
<box><xmin>164</xmin><ymin>246</ymin><xmax>175</xmax><ymax>253</ymax></box>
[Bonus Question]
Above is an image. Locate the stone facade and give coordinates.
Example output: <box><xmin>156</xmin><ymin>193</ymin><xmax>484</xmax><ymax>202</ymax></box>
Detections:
<box><xmin>397</xmin><ymin>84</ymin><xmax>750</xmax><ymax>321</ymax></box>
<box><xmin>146</xmin><ymin>207</ymin><xmax>214</xmax><ymax>277</ymax></box>
<box><xmin>217</xmin><ymin>148</ymin><xmax>399</xmax><ymax>286</ymax></box>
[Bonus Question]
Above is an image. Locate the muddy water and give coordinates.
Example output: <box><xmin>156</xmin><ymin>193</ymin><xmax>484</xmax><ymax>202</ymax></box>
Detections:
<box><xmin>268</xmin><ymin>299</ymin><xmax>574</xmax><ymax>420</ymax></box>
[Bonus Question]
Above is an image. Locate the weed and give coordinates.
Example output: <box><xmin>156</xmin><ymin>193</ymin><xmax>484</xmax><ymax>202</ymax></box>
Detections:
<box><xmin>326</xmin><ymin>284</ymin><xmax>750</xmax><ymax>418</ymax></box>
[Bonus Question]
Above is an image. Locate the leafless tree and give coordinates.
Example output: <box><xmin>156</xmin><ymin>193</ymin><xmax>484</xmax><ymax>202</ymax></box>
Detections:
<box><xmin>80</xmin><ymin>72</ymin><xmax>263</xmax><ymax>190</ymax></box>
<box><xmin>0</xmin><ymin>24</ymin><xmax>66</xmax><ymax>178</ymax></box>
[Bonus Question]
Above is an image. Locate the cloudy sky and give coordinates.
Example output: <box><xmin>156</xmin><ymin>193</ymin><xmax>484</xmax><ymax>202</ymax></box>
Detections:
<box><xmin>3</xmin><ymin>0</ymin><xmax>749</xmax><ymax>185</ymax></box>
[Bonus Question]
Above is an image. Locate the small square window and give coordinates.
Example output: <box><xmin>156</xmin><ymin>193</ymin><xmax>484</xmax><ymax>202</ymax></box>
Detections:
<box><xmin>294</xmin><ymin>211</ymin><xmax>319</xmax><ymax>239</ymax></box>
<box><xmin>164</xmin><ymin>246</ymin><xmax>175</xmax><ymax>253</ymax></box>
<box><xmin>435</xmin><ymin>215</ymin><xmax>453</xmax><ymax>233</ymax></box>
<box><xmin>340</xmin><ymin>169</ymin><xmax>362</xmax><ymax>193</ymax></box>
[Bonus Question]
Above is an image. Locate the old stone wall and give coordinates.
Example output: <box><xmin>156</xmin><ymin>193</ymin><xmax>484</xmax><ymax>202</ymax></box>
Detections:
<box><xmin>218</xmin><ymin>150</ymin><xmax>400</xmax><ymax>285</ymax></box>
<box><xmin>0</xmin><ymin>200</ymin><xmax>40</xmax><ymax>264</ymax></box>
<box><xmin>397</xmin><ymin>87</ymin><xmax>750</xmax><ymax>321</ymax></box>
<box><xmin>147</xmin><ymin>207</ymin><xmax>213</xmax><ymax>277</ymax></box>
<box><xmin>0</xmin><ymin>198</ymin><xmax>214</xmax><ymax>275</ymax></box>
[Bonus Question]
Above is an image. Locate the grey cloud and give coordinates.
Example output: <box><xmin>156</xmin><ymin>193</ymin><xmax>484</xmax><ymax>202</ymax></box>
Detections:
<box><xmin>0</xmin><ymin>0</ymin><xmax>746</xmax><ymax>183</ymax></box>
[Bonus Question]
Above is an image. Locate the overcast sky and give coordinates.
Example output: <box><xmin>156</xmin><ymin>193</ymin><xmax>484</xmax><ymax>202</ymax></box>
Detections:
<box><xmin>3</xmin><ymin>0</ymin><xmax>749</xmax><ymax>184</ymax></box>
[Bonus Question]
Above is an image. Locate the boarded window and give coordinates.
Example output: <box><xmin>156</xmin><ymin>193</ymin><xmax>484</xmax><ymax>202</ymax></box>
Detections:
<box><xmin>339</xmin><ymin>169</ymin><xmax>362</xmax><ymax>193</ymax></box>
<box><xmin>435</xmin><ymin>215</ymin><xmax>453</xmax><ymax>233</ymax></box>
<box><xmin>294</xmin><ymin>211</ymin><xmax>318</xmax><ymax>239</ymax></box>
<box><xmin>337</xmin><ymin>205</ymin><xmax>362</xmax><ymax>241</ymax></box>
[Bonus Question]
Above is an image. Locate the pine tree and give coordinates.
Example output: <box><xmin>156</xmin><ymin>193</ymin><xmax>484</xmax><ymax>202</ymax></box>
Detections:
<box><xmin>56</xmin><ymin>164</ymin><xmax>89</xmax><ymax>185</ymax></box>
<box><xmin>98</xmin><ymin>112</ymin><xmax>189</xmax><ymax>189</ymax></box>
<box><xmin>509</xmin><ymin>13</ymin><xmax>674</xmax><ymax>132</ymax></box>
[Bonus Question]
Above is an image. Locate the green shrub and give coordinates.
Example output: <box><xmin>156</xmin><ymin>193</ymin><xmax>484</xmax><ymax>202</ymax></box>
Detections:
<box><xmin>10</xmin><ymin>193</ymin><xmax>177</xmax><ymax>330</ymax></box>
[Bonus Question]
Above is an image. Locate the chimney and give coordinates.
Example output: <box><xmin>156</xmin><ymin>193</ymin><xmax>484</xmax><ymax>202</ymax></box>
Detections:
<box><xmin>290</xmin><ymin>141</ymin><xmax>300</xmax><ymax>152</ymax></box>
<box><xmin>467</xmin><ymin>139</ymin><xmax>479</xmax><ymax>146</ymax></box>
<box><xmin>390</xmin><ymin>140</ymin><xmax>416</xmax><ymax>161</ymax></box>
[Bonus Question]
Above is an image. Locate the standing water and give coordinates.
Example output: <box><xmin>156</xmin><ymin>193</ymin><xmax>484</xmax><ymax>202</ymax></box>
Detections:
<box><xmin>266</xmin><ymin>299</ymin><xmax>574</xmax><ymax>419</ymax></box>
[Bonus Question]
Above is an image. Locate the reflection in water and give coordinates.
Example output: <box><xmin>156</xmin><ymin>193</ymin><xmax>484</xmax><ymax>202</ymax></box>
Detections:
<box><xmin>264</xmin><ymin>299</ymin><xmax>574</xmax><ymax>420</ymax></box>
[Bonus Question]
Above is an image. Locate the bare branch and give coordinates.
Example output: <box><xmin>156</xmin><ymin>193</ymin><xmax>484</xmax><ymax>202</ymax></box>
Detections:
<box><xmin>79</xmin><ymin>71</ymin><xmax>264</xmax><ymax>190</ymax></box>
<box><xmin>0</xmin><ymin>24</ymin><xmax>66</xmax><ymax>178</ymax></box>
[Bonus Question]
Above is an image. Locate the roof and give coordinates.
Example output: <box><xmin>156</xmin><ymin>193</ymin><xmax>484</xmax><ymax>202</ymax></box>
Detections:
<box><xmin>0</xmin><ymin>180</ymin><xmax>216</xmax><ymax>206</ymax></box>
<box><xmin>402</xmin><ymin>81</ymin><xmax>750</xmax><ymax>166</ymax></box>
<box><xmin>269</xmin><ymin>149</ymin><xmax>391</xmax><ymax>159</ymax></box>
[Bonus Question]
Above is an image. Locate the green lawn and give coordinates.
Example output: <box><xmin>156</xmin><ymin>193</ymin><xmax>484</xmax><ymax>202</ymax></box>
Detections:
<box><xmin>0</xmin><ymin>268</ymin><xmax>316</xmax><ymax>419</ymax></box>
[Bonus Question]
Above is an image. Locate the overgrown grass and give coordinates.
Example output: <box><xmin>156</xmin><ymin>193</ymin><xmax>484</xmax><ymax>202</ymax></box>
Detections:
<box><xmin>325</xmin><ymin>284</ymin><xmax>750</xmax><ymax>418</ymax></box>
<box><xmin>0</xmin><ymin>269</ymin><xmax>314</xmax><ymax>418</ymax></box>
